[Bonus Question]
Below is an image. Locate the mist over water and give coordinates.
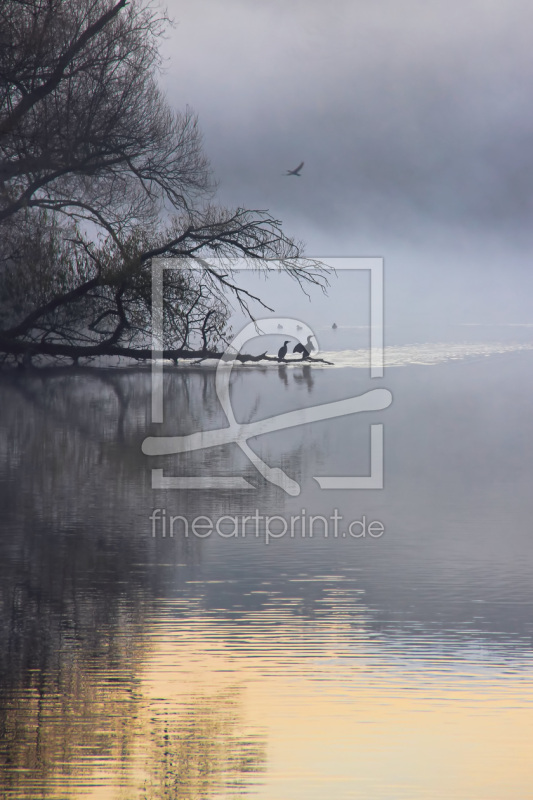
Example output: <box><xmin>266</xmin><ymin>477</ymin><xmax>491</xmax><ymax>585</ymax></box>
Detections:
<box><xmin>1</xmin><ymin>346</ymin><xmax>533</xmax><ymax>798</ymax></box>
<box><xmin>3</xmin><ymin>0</ymin><xmax>533</xmax><ymax>795</ymax></box>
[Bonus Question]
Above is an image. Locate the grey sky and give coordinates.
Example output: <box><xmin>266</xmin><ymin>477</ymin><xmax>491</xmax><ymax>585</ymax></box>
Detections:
<box><xmin>159</xmin><ymin>0</ymin><xmax>533</xmax><ymax>327</ymax></box>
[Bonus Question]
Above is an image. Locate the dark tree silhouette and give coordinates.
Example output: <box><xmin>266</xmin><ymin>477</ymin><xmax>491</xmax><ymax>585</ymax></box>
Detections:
<box><xmin>0</xmin><ymin>0</ymin><xmax>326</xmax><ymax>366</ymax></box>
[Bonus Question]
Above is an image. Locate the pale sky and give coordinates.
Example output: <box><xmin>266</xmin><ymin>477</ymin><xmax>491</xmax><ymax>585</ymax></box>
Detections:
<box><xmin>158</xmin><ymin>0</ymin><xmax>533</xmax><ymax>329</ymax></box>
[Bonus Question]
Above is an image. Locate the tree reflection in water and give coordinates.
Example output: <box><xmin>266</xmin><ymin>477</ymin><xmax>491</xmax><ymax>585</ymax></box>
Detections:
<box><xmin>141</xmin><ymin>689</ymin><xmax>265</xmax><ymax>800</ymax></box>
<box><xmin>0</xmin><ymin>371</ymin><xmax>266</xmax><ymax>800</ymax></box>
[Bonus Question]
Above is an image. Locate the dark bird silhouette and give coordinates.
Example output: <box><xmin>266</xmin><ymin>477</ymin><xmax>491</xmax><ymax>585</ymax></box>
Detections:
<box><xmin>293</xmin><ymin>343</ymin><xmax>310</xmax><ymax>359</ymax></box>
<box><xmin>293</xmin><ymin>335</ymin><xmax>315</xmax><ymax>360</ymax></box>
<box><xmin>277</xmin><ymin>340</ymin><xmax>290</xmax><ymax>361</ymax></box>
<box><xmin>332</xmin><ymin>323</ymin><xmax>338</xmax><ymax>329</ymax></box>
<box><xmin>285</xmin><ymin>161</ymin><xmax>304</xmax><ymax>176</ymax></box>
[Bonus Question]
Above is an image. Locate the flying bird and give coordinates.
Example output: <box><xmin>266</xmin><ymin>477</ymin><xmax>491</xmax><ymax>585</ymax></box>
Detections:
<box><xmin>285</xmin><ymin>161</ymin><xmax>304</xmax><ymax>176</ymax></box>
<box><xmin>277</xmin><ymin>341</ymin><xmax>290</xmax><ymax>361</ymax></box>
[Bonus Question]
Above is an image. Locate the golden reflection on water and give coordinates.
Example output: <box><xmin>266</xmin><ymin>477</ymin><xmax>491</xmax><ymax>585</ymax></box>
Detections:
<box><xmin>3</xmin><ymin>363</ymin><xmax>533</xmax><ymax>799</ymax></box>
<box><xmin>4</xmin><ymin>603</ymin><xmax>533</xmax><ymax>800</ymax></box>
<box><xmin>121</xmin><ymin>608</ymin><xmax>533</xmax><ymax>800</ymax></box>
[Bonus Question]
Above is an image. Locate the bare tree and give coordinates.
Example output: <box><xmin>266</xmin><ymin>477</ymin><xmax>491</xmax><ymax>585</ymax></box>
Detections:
<box><xmin>0</xmin><ymin>0</ymin><xmax>327</xmax><ymax>366</ymax></box>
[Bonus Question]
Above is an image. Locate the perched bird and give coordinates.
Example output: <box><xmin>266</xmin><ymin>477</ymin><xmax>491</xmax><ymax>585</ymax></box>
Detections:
<box><xmin>296</xmin><ymin>324</ymin><xmax>302</xmax><ymax>330</ymax></box>
<box><xmin>293</xmin><ymin>343</ymin><xmax>310</xmax><ymax>360</ymax></box>
<box><xmin>285</xmin><ymin>161</ymin><xmax>304</xmax><ymax>176</ymax></box>
<box><xmin>277</xmin><ymin>341</ymin><xmax>290</xmax><ymax>361</ymax></box>
<box><xmin>277</xmin><ymin>324</ymin><xmax>283</xmax><ymax>330</ymax></box>
<box><xmin>332</xmin><ymin>323</ymin><xmax>338</xmax><ymax>329</ymax></box>
<box><xmin>293</xmin><ymin>335</ymin><xmax>315</xmax><ymax>360</ymax></box>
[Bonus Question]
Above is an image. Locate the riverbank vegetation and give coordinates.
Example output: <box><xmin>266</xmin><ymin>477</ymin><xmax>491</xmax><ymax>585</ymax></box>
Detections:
<box><xmin>0</xmin><ymin>0</ymin><xmax>326</xmax><ymax>367</ymax></box>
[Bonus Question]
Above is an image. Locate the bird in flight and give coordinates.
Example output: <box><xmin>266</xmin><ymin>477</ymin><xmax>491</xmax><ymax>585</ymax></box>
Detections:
<box><xmin>285</xmin><ymin>161</ymin><xmax>304</xmax><ymax>176</ymax></box>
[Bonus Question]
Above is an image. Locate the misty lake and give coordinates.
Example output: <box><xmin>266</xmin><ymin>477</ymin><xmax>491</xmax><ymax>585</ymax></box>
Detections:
<box><xmin>1</xmin><ymin>346</ymin><xmax>533</xmax><ymax>799</ymax></box>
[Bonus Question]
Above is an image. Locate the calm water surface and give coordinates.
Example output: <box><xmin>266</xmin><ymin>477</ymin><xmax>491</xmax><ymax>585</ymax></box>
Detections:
<box><xmin>1</xmin><ymin>351</ymin><xmax>533</xmax><ymax>799</ymax></box>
